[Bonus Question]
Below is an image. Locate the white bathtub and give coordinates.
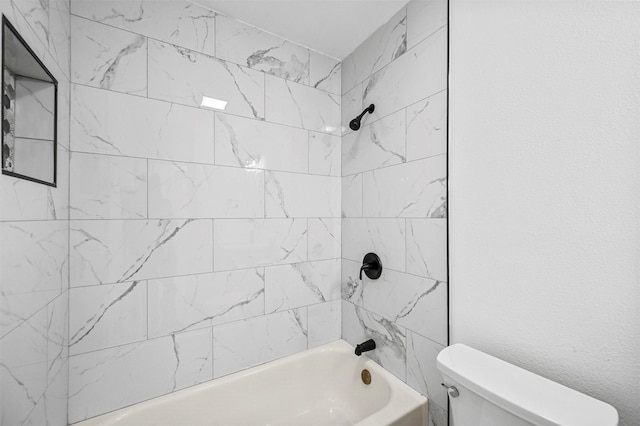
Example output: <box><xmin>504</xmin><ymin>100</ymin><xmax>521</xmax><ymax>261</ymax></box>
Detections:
<box><xmin>75</xmin><ymin>340</ymin><xmax>428</xmax><ymax>426</ymax></box>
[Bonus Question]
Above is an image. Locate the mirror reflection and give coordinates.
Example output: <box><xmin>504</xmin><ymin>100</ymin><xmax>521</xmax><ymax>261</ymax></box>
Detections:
<box><xmin>2</xmin><ymin>15</ymin><xmax>57</xmax><ymax>186</ymax></box>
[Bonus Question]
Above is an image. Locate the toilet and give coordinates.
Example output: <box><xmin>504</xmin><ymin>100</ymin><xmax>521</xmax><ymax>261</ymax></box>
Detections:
<box><xmin>436</xmin><ymin>344</ymin><xmax>619</xmax><ymax>426</ymax></box>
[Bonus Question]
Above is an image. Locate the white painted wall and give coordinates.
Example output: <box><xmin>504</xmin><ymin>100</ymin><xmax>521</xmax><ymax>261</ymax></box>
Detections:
<box><xmin>449</xmin><ymin>2</ymin><xmax>640</xmax><ymax>425</ymax></box>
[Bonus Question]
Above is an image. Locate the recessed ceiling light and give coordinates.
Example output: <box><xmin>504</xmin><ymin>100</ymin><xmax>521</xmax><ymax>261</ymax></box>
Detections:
<box><xmin>200</xmin><ymin>95</ymin><xmax>228</xmax><ymax>110</ymax></box>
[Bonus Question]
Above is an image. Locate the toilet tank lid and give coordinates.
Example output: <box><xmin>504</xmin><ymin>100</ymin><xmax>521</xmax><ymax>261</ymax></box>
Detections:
<box><xmin>436</xmin><ymin>344</ymin><xmax>619</xmax><ymax>426</ymax></box>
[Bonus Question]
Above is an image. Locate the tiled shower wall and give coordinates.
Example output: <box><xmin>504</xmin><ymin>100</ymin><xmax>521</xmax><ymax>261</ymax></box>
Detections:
<box><xmin>66</xmin><ymin>0</ymin><xmax>342</xmax><ymax>422</ymax></box>
<box><xmin>340</xmin><ymin>1</ymin><xmax>448</xmax><ymax>425</ymax></box>
<box><xmin>0</xmin><ymin>0</ymin><xmax>70</xmax><ymax>424</ymax></box>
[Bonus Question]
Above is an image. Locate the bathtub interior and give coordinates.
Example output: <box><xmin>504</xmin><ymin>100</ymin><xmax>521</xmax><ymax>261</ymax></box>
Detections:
<box><xmin>75</xmin><ymin>340</ymin><xmax>427</xmax><ymax>426</ymax></box>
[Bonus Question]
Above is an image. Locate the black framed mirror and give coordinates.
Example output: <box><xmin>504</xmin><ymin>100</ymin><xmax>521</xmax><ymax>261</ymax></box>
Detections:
<box><xmin>2</xmin><ymin>15</ymin><xmax>57</xmax><ymax>187</ymax></box>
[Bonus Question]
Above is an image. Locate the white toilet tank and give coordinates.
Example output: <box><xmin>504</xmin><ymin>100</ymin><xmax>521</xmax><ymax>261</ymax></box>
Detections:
<box><xmin>436</xmin><ymin>344</ymin><xmax>618</xmax><ymax>426</ymax></box>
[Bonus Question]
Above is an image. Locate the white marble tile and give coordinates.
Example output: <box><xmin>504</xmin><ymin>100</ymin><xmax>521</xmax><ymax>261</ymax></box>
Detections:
<box><xmin>55</xmin><ymin>77</ymin><xmax>71</xmax><ymax>150</ymax></box>
<box><xmin>71</xmin><ymin>16</ymin><xmax>147</xmax><ymax>95</ymax></box>
<box><xmin>214</xmin><ymin>219</ymin><xmax>307</xmax><ymax>271</ymax></box>
<box><xmin>265</xmin><ymin>259</ymin><xmax>340</xmax><ymax>313</ymax></box>
<box><xmin>68</xmin><ymin>328</ymin><xmax>213</xmax><ymax>423</ymax></box>
<box><xmin>406</xmin><ymin>0</ymin><xmax>448</xmax><ymax>50</ymax></box>
<box><xmin>0</xmin><ymin>307</ymin><xmax>48</xmax><ymax>425</ymax></box>
<box><xmin>215</xmin><ymin>113</ymin><xmax>308</xmax><ymax>173</ymax></box>
<box><xmin>341</xmin><ymin>7</ymin><xmax>407</xmax><ymax>94</ymax></box>
<box><xmin>40</xmin><ymin>360</ymin><xmax>68</xmax><ymax>426</ymax></box>
<box><xmin>342</xmin><ymin>109</ymin><xmax>406</xmax><ymax>176</ymax></box>
<box><xmin>12</xmin><ymin>137</ymin><xmax>56</xmax><ymax>183</ymax></box>
<box><xmin>396</xmin><ymin>279</ymin><xmax>447</xmax><ymax>346</ymax></box>
<box><xmin>429</xmin><ymin>401</ymin><xmax>448</xmax><ymax>426</ymax></box>
<box><xmin>310</xmin><ymin>52</ymin><xmax>341</xmax><ymax>95</ymax></box>
<box><xmin>406</xmin><ymin>218</ymin><xmax>447</xmax><ymax>281</ymax></box>
<box><xmin>308</xmin><ymin>218</ymin><xmax>341</xmax><ymax>261</ymax></box>
<box><xmin>147</xmin><ymin>269</ymin><xmax>265</xmax><ymax>338</ymax></box>
<box><xmin>11</xmin><ymin>0</ymin><xmax>50</xmax><ymax>49</ymax></box>
<box><xmin>343</xmin><ymin>264</ymin><xmax>447</xmax><ymax>346</ymax></box>
<box><xmin>71</xmin><ymin>84</ymin><xmax>214</xmax><ymax>163</ymax></box>
<box><xmin>363</xmin><ymin>156</ymin><xmax>447</xmax><ymax>218</ymax></box>
<box><xmin>341</xmin><ymin>258</ymin><xmax>362</xmax><ymax>306</ymax></box>
<box><xmin>70</xmin><ymin>152</ymin><xmax>147</xmax><ymax>219</ymax></box>
<box><xmin>46</xmin><ymin>292</ymin><xmax>69</xmax><ymax>385</ymax></box>
<box><xmin>407</xmin><ymin>331</ymin><xmax>447</xmax><ymax>411</ymax></box>
<box><xmin>4</xmin><ymin>0</ymin><xmax>48</xmax><ymax>62</ymax></box>
<box><xmin>342</xmin><ymin>218</ymin><xmax>406</xmax><ymax>272</ymax></box>
<box><xmin>341</xmin><ymin>301</ymin><xmax>406</xmax><ymax>381</ymax></box>
<box><xmin>213</xmin><ymin>308</ymin><xmax>307</xmax><ymax>378</ymax></box>
<box><xmin>0</xmin><ymin>221</ymin><xmax>68</xmax><ymax>338</ymax></box>
<box><xmin>71</xmin><ymin>0</ymin><xmax>216</xmax><ymax>55</ymax></box>
<box><xmin>216</xmin><ymin>14</ymin><xmax>309</xmax><ymax>84</ymax></box>
<box><xmin>147</xmin><ymin>160</ymin><xmax>264</xmax><ymax>219</ymax></box>
<box><xmin>309</xmin><ymin>131</ymin><xmax>340</xmax><ymax>176</ymax></box>
<box><xmin>148</xmin><ymin>39</ymin><xmax>264</xmax><ymax>119</ymax></box>
<box><xmin>341</xmin><ymin>174</ymin><xmax>362</xmax><ymax>218</ymax></box>
<box><xmin>363</xmin><ymin>26</ymin><xmax>447</xmax><ymax>121</ymax></box>
<box><xmin>308</xmin><ymin>299</ymin><xmax>341</xmax><ymax>348</ymax></box>
<box><xmin>265</xmin><ymin>171</ymin><xmax>340</xmax><ymax>218</ymax></box>
<box><xmin>265</xmin><ymin>75</ymin><xmax>340</xmax><ymax>135</ymax></box>
<box><xmin>48</xmin><ymin>0</ymin><xmax>71</xmax><ymax>78</ymax></box>
<box><xmin>406</xmin><ymin>90</ymin><xmax>447</xmax><ymax>161</ymax></box>
<box><xmin>24</xmin><ymin>395</ymin><xmax>46</xmax><ymax>426</ymax></box>
<box><xmin>341</xmin><ymin>83</ymin><xmax>363</xmax><ymax>136</ymax></box>
<box><xmin>69</xmin><ymin>281</ymin><xmax>147</xmax><ymax>355</ymax></box>
<box><xmin>70</xmin><ymin>219</ymin><xmax>213</xmax><ymax>287</ymax></box>
<box><xmin>14</xmin><ymin>77</ymin><xmax>55</xmax><ymax>140</ymax></box>
<box><xmin>1</xmin><ymin>144</ymin><xmax>69</xmax><ymax>221</ymax></box>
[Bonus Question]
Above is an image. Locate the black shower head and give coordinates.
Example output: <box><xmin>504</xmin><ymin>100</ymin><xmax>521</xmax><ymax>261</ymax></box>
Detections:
<box><xmin>349</xmin><ymin>104</ymin><xmax>375</xmax><ymax>131</ymax></box>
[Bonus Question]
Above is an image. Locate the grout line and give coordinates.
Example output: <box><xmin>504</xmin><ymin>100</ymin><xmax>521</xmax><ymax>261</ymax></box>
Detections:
<box><xmin>67</xmin><ymin>257</ymin><xmax>343</xmax><ymax>290</ymax></box>
<box><xmin>342</xmin><ymin>87</ymin><xmax>447</xmax><ymax>139</ymax></box>
<box><xmin>145</xmin><ymin>37</ymin><xmax>149</xmax><ymax>98</ymax></box>
<box><xmin>5</xmin><ymin>215</ymin><xmax>444</xmax><ymax>224</ymax></box>
<box><xmin>146</xmin><ymin>159</ymin><xmax>149</xmax><ymax>219</ymax></box>
<box><xmin>70</xmin><ymin>13</ymin><xmax>338</xmax><ymax>96</ymax></box>
<box><xmin>188</xmin><ymin>0</ymin><xmax>340</xmax><ymax>62</ymax></box>
<box><xmin>404</xmin><ymin>218</ymin><xmax>408</xmax><ymax>273</ymax></box>
<box><xmin>343</xmin><ymin>153</ymin><xmax>447</xmax><ymax>178</ymax></box>
<box><xmin>306</xmin><ymin>218</ymin><xmax>309</xmax><ymax>261</ymax></box>
<box><xmin>69</xmin><ymin>303</ymin><xmax>332</xmax><ymax>358</ymax></box>
<box><xmin>211</xmin><ymin>219</ymin><xmax>216</xmax><ymax>273</ymax></box>
<box><xmin>145</xmin><ymin>280</ymin><xmax>149</xmax><ymax>340</ymax></box>
<box><xmin>70</xmin><ymin>79</ymin><xmax>340</xmax><ymax>137</ymax></box>
<box><xmin>341</xmin><ymin>258</ymin><xmax>447</xmax><ymax>283</ymax></box>
<box><xmin>345</xmin><ymin>299</ymin><xmax>446</xmax><ymax>349</ymax></box>
<box><xmin>341</xmin><ymin>24</ymin><xmax>448</xmax><ymax>96</ymax></box>
<box><xmin>64</xmin><ymin>150</ymin><xmax>344</xmax><ymax>179</ymax></box>
<box><xmin>307</xmin><ymin>131</ymin><xmax>311</xmax><ymax>173</ymax></box>
<box><xmin>212</xmin><ymin>110</ymin><xmax>216</xmax><ymax>165</ymax></box>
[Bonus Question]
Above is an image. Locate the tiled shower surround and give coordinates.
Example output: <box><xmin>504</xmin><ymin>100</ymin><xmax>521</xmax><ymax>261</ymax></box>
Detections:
<box><xmin>0</xmin><ymin>0</ymin><xmax>447</xmax><ymax>425</ymax></box>
<box><xmin>340</xmin><ymin>2</ymin><xmax>448</xmax><ymax>425</ymax></box>
<box><xmin>0</xmin><ymin>0</ymin><xmax>71</xmax><ymax>424</ymax></box>
<box><xmin>66</xmin><ymin>1</ymin><xmax>342</xmax><ymax>422</ymax></box>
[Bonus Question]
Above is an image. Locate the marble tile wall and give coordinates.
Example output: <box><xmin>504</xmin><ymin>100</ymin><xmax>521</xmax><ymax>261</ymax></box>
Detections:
<box><xmin>340</xmin><ymin>1</ymin><xmax>449</xmax><ymax>425</ymax></box>
<box><xmin>2</xmin><ymin>0</ymin><xmax>447</xmax><ymax>424</ymax></box>
<box><xmin>0</xmin><ymin>0</ymin><xmax>71</xmax><ymax>424</ymax></box>
<box><xmin>67</xmin><ymin>1</ymin><xmax>342</xmax><ymax>422</ymax></box>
